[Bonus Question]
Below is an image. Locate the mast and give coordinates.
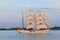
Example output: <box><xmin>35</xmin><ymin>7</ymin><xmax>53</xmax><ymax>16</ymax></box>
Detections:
<box><xmin>35</xmin><ymin>11</ymin><xmax>47</xmax><ymax>30</ymax></box>
<box><xmin>26</xmin><ymin>10</ymin><xmax>35</xmax><ymax>29</ymax></box>
<box><xmin>34</xmin><ymin>13</ymin><xmax>37</xmax><ymax>30</ymax></box>
<box><xmin>22</xmin><ymin>11</ymin><xmax>24</xmax><ymax>28</ymax></box>
<box><xmin>25</xmin><ymin>10</ymin><xmax>51</xmax><ymax>30</ymax></box>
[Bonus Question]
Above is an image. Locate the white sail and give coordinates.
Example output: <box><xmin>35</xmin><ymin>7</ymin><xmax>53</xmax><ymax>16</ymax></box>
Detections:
<box><xmin>26</xmin><ymin>10</ymin><xmax>35</xmax><ymax>29</ymax></box>
<box><xmin>35</xmin><ymin>11</ymin><xmax>47</xmax><ymax>30</ymax></box>
<box><xmin>17</xmin><ymin>10</ymin><xmax>51</xmax><ymax>34</ymax></box>
<box><xmin>26</xmin><ymin>10</ymin><xmax>51</xmax><ymax>30</ymax></box>
<box><xmin>43</xmin><ymin>16</ymin><xmax>52</xmax><ymax>29</ymax></box>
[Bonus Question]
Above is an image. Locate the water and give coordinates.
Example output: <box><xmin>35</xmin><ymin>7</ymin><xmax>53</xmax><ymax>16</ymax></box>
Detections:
<box><xmin>0</xmin><ymin>30</ymin><xmax>60</xmax><ymax>40</ymax></box>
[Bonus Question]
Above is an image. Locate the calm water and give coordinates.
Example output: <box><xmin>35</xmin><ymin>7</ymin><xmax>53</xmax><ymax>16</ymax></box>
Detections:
<box><xmin>0</xmin><ymin>30</ymin><xmax>60</xmax><ymax>40</ymax></box>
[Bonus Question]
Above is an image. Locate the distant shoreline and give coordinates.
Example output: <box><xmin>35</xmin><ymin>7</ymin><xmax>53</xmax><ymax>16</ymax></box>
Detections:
<box><xmin>0</xmin><ymin>27</ymin><xmax>60</xmax><ymax>30</ymax></box>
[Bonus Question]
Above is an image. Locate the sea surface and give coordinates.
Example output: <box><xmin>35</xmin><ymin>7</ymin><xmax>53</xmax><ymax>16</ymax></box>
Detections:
<box><xmin>0</xmin><ymin>30</ymin><xmax>60</xmax><ymax>40</ymax></box>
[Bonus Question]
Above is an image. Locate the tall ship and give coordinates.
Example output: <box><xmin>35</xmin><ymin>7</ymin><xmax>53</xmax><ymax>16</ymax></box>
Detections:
<box><xmin>17</xmin><ymin>10</ymin><xmax>51</xmax><ymax>34</ymax></box>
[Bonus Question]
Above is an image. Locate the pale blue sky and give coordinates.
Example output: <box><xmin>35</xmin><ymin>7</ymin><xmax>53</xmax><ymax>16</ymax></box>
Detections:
<box><xmin>0</xmin><ymin>0</ymin><xmax>60</xmax><ymax>28</ymax></box>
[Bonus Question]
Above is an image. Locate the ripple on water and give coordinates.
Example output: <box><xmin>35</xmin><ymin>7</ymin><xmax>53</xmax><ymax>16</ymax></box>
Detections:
<box><xmin>0</xmin><ymin>30</ymin><xmax>60</xmax><ymax>40</ymax></box>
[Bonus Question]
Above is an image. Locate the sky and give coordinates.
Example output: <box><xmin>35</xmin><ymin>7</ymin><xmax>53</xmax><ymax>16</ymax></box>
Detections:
<box><xmin>0</xmin><ymin>0</ymin><xmax>60</xmax><ymax>28</ymax></box>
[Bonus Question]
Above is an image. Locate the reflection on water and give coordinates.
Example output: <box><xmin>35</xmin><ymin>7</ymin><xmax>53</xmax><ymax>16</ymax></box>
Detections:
<box><xmin>26</xmin><ymin>34</ymin><xmax>48</xmax><ymax>40</ymax></box>
<box><xmin>21</xmin><ymin>30</ymin><xmax>60</xmax><ymax>40</ymax></box>
<box><xmin>0</xmin><ymin>30</ymin><xmax>60</xmax><ymax>40</ymax></box>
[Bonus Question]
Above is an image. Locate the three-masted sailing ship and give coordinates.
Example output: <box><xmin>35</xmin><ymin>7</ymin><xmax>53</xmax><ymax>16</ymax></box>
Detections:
<box><xmin>17</xmin><ymin>10</ymin><xmax>51</xmax><ymax>34</ymax></box>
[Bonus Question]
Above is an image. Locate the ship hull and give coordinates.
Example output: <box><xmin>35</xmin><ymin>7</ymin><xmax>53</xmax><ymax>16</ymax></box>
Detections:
<box><xmin>17</xmin><ymin>30</ymin><xmax>49</xmax><ymax>34</ymax></box>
